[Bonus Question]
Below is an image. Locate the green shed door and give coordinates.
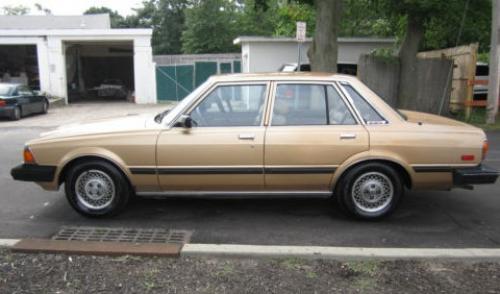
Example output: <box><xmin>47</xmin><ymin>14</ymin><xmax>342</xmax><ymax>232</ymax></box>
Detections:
<box><xmin>219</xmin><ymin>62</ymin><xmax>232</xmax><ymax>74</ymax></box>
<box><xmin>233</xmin><ymin>61</ymin><xmax>241</xmax><ymax>73</ymax></box>
<box><xmin>156</xmin><ymin>66</ymin><xmax>177</xmax><ymax>101</ymax></box>
<box><xmin>195</xmin><ymin>61</ymin><xmax>218</xmax><ymax>87</ymax></box>
<box><xmin>175</xmin><ymin>65</ymin><xmax>194</xmax><ymax>100</ymax></box>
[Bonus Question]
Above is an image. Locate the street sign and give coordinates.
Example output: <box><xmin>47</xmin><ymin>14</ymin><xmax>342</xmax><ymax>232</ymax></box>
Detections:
<box><xmin>296</xmin><ymin>21</ymin><xmax>306</xmax><ymax>42</ymax></box>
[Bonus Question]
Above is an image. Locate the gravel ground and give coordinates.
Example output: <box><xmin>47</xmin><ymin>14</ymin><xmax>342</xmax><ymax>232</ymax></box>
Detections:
<box><xmin>1</xmin><ymin>249</ymin><xmax>500</xmax><ymax>293</ymax></box>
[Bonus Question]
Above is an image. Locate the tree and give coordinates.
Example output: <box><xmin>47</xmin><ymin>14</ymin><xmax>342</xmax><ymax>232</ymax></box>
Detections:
<box><xmin>236</xmin><ymin>0</ymin><xmax>278</xmax><ymax>36</ymax></box>
<box><xmin>341</xmin><ymin>0</ymin><xmax>394</xmax><ymax>37</ymax></box>
<box><xmin>84</xmin><ymin>6</ymin><xmax>127</xmax><ymax>28</ymax></box>
<box><xmin>307</xmin><ymin>0</ymin><xmax>342</xmax><ymax>72</ymax></box>
<box><xmin>373</xmin><ymin>0</ymin><xmax>450</xmax><ymax>109</ymax></box>
<box><xmin>1</xmin><ymin>5</ymin><xmax>30</xmax><ymax>15</ymax></box>
<box><xmin>151</xmin><ymin>0</ymin><xmax>189</xmax><ymax>55</ymax></box>
<box><xmin>273</xmin><ymin>2</ymin><xmax>315</xmax><ymax>37</ymax></box>
<box><xmin>34</xmin><ymin>3</ymin><xmax>52</xmax><ymax>15</ymax></box>
<box><xmin>182</xmin><ymin>0</ymin><xmax>239</xmax><ymax>54</ymax></box>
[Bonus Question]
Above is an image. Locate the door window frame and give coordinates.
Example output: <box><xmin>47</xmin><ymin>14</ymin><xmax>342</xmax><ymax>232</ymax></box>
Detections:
<box><xmin>267</xmin><ymin>81</ymin><xmax>362</xmax><ymax>127</ymax></box>
<box><xmin>173</xmin><ymin>81</ymin><xmax>271</xmax><ymax>128</ymax></box>
<box><xmin>335</xmin><ymin>81</ymin><xmax>390</xmax><ymax>125</ymax></box>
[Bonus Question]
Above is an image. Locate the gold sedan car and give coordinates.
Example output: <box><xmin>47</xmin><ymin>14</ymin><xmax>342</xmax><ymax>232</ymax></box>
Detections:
<box><xmin>11</xmin><ymin>73</ymin><xmax>499</xmax><ymax>219</ymax></box>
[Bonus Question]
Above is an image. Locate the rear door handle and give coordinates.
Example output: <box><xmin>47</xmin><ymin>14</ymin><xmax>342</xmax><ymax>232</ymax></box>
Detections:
<box><xmin>239</xmin><ymin>133</ymin><xmax>255</xmax><ymax>140</ymax></box>
<box><xmin>340</xmin><ymin>133</ymin><xmax>356</xmax><ymax>140</ymax></box>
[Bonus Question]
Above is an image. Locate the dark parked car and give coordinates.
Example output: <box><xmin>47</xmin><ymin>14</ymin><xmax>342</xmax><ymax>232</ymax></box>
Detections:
<box><xmin>0</xmin><ymin>83</ymin><xmax>49</xmax><ymax>120</ymax></box>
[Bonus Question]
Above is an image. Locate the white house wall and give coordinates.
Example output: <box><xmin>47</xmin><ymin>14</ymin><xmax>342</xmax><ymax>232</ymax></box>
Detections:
<box><xmin>241</xmin><ymin>40</ymin><xmax>395</xmax><ymax>73</ymax></box>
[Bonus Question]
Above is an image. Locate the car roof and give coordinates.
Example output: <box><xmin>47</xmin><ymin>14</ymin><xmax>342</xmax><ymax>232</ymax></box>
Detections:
<box><xmin>211</xmin><ymin>72</ymin><xmax>358</xmax><ymax>82</ymax></box>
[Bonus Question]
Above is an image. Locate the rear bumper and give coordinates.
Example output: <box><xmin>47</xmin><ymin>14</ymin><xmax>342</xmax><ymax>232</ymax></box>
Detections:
<box><xmin>11</xmin><ymin>164</ymin><xmax>57</xmax><ymax>182</ymax></box>
<box><xmin>453</xmin><ymin>164</ymin><xmax>499</xmax><ymax>186</ymax></box>
<box><xmin>0</xmin><ymin>106</ymin><xmax>15</xmax><ymax>118</ymax></box>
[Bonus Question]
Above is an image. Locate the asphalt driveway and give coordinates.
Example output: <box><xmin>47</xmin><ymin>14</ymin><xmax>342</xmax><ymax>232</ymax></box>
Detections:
<box><xmin>1</xmin><ymin>104</ymin><xmax>499</xmax><ymax>248</ymax></box>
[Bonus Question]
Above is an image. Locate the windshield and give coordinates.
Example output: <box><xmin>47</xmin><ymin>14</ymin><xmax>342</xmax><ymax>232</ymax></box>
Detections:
<box><xmin>0</xmin><ymin>84</ymin><xmax>14</xmax><ymax>96</ymax></box>
<box><xmin>156</xmin><ymin>79</ymin><xmax>212</xmax><ymax>124</ymax></box>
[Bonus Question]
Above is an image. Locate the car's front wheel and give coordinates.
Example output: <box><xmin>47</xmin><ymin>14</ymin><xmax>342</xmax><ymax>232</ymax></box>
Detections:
<box><xmin>336</xmin><ymin>162</ymin><xmax>402</xmax><ymax>220</ymax></box>
<box><xmin>65</xmin><ymin>160</ymin><xmax>131</xmax><ymax>217</ymax></box>
<box><xmin>41</xmin><ymin>99</ymin><xmax>49</xmax><ymax>114</ymax></box>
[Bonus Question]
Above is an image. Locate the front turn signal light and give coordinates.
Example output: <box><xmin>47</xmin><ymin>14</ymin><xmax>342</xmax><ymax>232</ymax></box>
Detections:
<box><xmin>482</xmin><ymin>140</ymin><xmax>489</xmax><ymax>160</ymax></box>
<box><xmin>23</xmin><ymin>147</ymin><xmax>36</xmax><ymax>164</ymax></box>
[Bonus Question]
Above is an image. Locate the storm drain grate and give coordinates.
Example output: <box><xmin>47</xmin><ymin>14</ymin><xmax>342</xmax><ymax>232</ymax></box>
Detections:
<box><xmin>52</xmin><ymin>226</ymin><xmax>192</xmax><ymax>244</ymax></box>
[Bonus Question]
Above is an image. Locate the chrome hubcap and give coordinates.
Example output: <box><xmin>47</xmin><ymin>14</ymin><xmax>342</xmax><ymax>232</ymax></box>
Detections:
<box><xmin>352</xmin><ymin>172</ymin><xmax>393</xmax><ymax>213</ymax></box>
<box><xmin>75</xmin><ymin>170</ymin><xmax>115</xmax><ymax>210</ymax></box>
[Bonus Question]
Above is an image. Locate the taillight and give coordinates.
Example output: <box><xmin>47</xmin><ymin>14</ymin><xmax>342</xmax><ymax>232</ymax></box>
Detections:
<box><xmin>0</xmin><ymin>100</ymin><xmax>5</xmax><ymax>107</ymax></box>
<box><xmin>482</xmin><ymin>140</ymin><xmax>489</xmax><ymax>160</ymax></box>
<box><xmin>23</xmin><ymin>147</ymin><xmax>36</xmax><ymax>164</ymax></box>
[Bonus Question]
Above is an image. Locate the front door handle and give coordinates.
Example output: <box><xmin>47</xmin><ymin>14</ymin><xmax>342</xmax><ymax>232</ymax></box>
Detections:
<box><xmin>340</xmin><ymin>133</ymin><xmax>357</xmax><ymax>140</ymax></box>
<box><xmin>239</xmin><ymin>133</ymin><xmax>255</xmax><ymax>140</ymax></box>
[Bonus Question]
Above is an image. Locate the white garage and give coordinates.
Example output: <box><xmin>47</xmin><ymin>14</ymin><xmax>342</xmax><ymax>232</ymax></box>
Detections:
<box><xmin>233</xmin><ymin>36</ymin><xmax>396</xmax><ymax>74</ymax></box>
<box><xmin>0</xmin><ymin>14</ymin><xmax>156</xmax><ymax>104</ymax></box>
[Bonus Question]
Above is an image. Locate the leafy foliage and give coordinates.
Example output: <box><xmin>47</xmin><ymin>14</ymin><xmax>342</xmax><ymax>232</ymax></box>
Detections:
<box><xmin>181</xmin><ymin>0</ymin><xmax>240</xmax><ymax>53</ymax></box>
<box><xmin>273</xmin><ymin>2</ymin><xmax>315</xmax><ymax>37</ymax></box>
<box><xmin>3</xmin><ymin>0</ymin><xmax>493</xmax><ymax>56</ymax></box>
<box><xmin>84</xmin><ymin>6</ymin><xmax>127</xmax><ymax>28</ymax></box>
<box><xmin>1</xmin><ymin>5</ymin><xmax>30</xmax><ymax>15</ymax></box>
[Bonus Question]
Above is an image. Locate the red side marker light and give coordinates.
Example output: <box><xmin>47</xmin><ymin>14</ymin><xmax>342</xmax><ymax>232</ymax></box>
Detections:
<box><xmin>461</xmin><ymin>155</ymin><xmax>475</xmax><ymax>161</ymax></box>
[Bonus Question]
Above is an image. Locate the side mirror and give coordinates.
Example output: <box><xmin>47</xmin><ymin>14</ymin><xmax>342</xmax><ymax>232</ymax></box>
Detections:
<box><xmin>177</xmin><ymin>114</ymin><xmax>193</xmax><ymax>128</ymax></box>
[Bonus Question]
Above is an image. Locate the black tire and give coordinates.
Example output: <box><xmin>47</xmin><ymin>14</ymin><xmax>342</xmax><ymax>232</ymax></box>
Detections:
<box><xmin>64</xmin><ymin>160</ymin><xmax>131</xmax><ymax>217</ymax></box>
<box><xmin>10</xmin><ymin>107</ymin><xmax>21</xmax><ymax>121</ymax></box>
<box><xmin>41</xmin><ymin>99</ymin><xmax>49</xmax><ymax>114</ymax></box>
<box><xmin>335</xmin><ymin>162</ymin><xmax>402</xmax><ymax>220</ymax></box>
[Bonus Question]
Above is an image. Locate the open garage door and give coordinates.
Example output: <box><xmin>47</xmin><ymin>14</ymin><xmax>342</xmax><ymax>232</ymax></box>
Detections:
<box><xmin>0</xmin><ymin>45</ymin><xmax>40</xmax><ymax>90</ymax></box>
<box><xmin>65</xmin><ymin>41</ymin><xmax>134</xmax><ymax>103</ymax></box>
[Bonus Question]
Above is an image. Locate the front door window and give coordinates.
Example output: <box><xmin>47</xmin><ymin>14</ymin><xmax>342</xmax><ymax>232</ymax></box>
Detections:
<box><xmin>190</xmin><ymin>84</ymin><xmax>267</xmax><ymax>127</ymax></box>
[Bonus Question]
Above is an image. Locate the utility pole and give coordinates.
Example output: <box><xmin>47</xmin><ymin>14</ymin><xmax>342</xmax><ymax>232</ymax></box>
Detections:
<box><xmin>487</xmin><ymin>0</ymin><xmax>500</xmax><ymax>124</ymax></box>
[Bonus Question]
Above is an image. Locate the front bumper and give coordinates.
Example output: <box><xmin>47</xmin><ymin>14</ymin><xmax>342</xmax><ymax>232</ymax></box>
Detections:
<box><xmin>453</xmin><ymin>164</ymin><xmax>499</xmax><ymax>186</ymax></box>
<box><xmin>11</xmin><ymin>164</ymin><xmax>57</xmax><ymax>182</ymax></box>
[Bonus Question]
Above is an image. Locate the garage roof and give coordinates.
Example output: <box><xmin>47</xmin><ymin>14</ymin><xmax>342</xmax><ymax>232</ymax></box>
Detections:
<box><xmin>0</xmin><ymin>14</ymin><xmax>110</xmax><ymax>30</ymax></box>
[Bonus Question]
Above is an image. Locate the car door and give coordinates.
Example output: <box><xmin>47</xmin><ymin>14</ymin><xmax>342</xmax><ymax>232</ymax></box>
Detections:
<box><xmin>17</xmin><ymin>85</ymin><xmax>39</xmax><ymax>114</ymax></box>
<box><xmin>264</xmin><ymin>82</ymin><xmax>369</xmax><ymax>191</ymax></box>
<box><xmin>156</xmin><ymin>82</ymin><xmax>270</xmax><ymax>191</ymax></box>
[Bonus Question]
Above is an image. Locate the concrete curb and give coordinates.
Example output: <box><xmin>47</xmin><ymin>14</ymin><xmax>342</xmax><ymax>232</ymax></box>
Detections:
<box><xmin>181</xmin><ymin>244</ymin><xmax>500</xmax><ymax>260</ymax></box>
<box><xmin>0</xmin><ymin>239</ymin><xmax>20</xmax><ymax>247</ymax></box>
<box><xmin>3</xmin><ymin>239</ymin><xmax>500</xmax><ymax>260</ymax></box>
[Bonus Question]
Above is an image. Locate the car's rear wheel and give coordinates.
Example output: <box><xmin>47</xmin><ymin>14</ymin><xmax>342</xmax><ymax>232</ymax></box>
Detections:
<box><xmin>65</xmin><ymin>160</ymin><xmax>131</xmax><ymax>217</ymax></box>
<box><xmin>335</xmin><ymin>162</ymin><xmax>402</xmax><ymax>220</ymax></box>
<box><xmin>10</xmin><ymin>107</ymin><xmax>21</xmax><ymax>121</ymax></box>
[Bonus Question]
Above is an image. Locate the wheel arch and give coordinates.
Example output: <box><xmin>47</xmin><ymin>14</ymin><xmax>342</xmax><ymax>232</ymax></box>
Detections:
<box><xmin>57</xmin><ymin>155</ymin><xmax>133</xmax><ymax>190</ymax></box>
<box><xmin>332</xmin><ymin>158</ymin><xmax>413</xmax><ymax>192</ymax></box>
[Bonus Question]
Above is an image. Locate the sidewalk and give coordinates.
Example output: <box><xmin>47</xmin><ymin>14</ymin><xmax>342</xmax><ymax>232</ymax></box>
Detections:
<box><xmin>0</xmin><ymin>102</ymin><xmax>172</xmax><ymax>128</ymax></box>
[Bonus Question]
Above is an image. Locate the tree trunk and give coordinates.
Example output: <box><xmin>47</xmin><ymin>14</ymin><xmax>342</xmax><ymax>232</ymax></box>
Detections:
<box><xmin>487</xmin><ymin>0</ymin><xmax>499</xmax><ymax>124</ymax></box>
<box><xmin>397</xmin><ymin>13</ymin><xmax>424</xmax><ymax>109</ymax></box>
<box><xmin>308</xmin><ymin>0</ymin><xmax>342</xmax><ymax>72</ymax></box>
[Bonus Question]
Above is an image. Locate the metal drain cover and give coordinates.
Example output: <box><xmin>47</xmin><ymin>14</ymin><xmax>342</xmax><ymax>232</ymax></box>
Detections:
<box><xmin>52</xmin><ymin>226</ymin><xmax>192</xmax><ymax>244</ymax></box>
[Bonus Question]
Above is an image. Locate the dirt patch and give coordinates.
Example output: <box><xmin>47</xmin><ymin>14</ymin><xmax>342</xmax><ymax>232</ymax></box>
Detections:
<box><xmin>1</xmin><ymin>248</ymin><xmax>499</xmax><ymax>293</ymax></box>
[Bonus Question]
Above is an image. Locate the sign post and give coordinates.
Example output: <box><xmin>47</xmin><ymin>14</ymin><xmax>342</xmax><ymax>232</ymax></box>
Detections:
<box><xmin>296</xmin><ymin>21</ymin><xmax>306</xmax><ymax>72</ymax></box>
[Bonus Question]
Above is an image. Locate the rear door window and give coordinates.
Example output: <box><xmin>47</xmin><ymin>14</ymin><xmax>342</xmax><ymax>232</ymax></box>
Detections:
<box><xmin>340</xmin><ymin>84</ymin><xmax>387</xmax><ymax>124</ymax></box>
<box><xmin>271</xmin><ymin>84</ymin><xmax>356</xmax><ymax>126</ymax></box>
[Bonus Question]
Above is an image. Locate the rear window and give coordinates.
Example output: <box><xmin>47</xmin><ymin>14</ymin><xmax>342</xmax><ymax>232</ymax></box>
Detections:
<box><xmin>0</xmin><ymin>84</ymin><xmax>14</xmax><ymax>96</ymax></box>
